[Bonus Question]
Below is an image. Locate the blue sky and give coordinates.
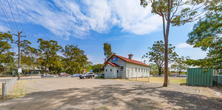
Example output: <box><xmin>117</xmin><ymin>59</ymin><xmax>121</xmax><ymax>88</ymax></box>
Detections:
<box><xmin>0</xmin><ymin>0</ymin><xmax>207</xmax><ymax>64</ymax></box>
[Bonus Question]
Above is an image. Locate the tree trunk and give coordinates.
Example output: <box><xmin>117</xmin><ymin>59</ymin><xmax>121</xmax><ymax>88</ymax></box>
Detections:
<box><xmin>158</xmin><ymin>67</ymin><xmax>161</xmax><ymax>76</ymax></box>
<box><xmin>163</xmin><ymin>39</ymin><xmax>169</xmax><ymax>87</ymax></box>
<box><xmin>163</xmin><ymin>0</ymin><xmax>172</xmax><ymax>87</ymax></box>
<box><xmin>45</xmin><ymin>56</ymin><xmax>49</xmax><ymax>72</ymax></box>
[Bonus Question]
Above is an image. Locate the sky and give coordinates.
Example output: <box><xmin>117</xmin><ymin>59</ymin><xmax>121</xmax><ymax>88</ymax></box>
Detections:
<box><xmin>0</xmin><ymin>0</ymin><xmax>207</xmax><ymax>65</ymax></box>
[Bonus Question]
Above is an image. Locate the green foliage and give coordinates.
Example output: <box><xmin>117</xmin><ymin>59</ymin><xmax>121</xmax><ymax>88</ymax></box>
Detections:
<box><xmin>103</xmin><ymin>42</ymin><xmax>115</xmax><ymax>59</ymax></box>
<box><xmin>84</xmin><ymin>64</ymin><xmax>92</xmax><ymax>73</ymax></box>
<box><xmin>37</xmin><ymin>38</ymin><xmax>62</xmax><ymax>72</ymax></box>
<box><xmin>149</xmin><ymin>63</ymin><xmax>158</xmax><ymax>74</ymax></box>
<box><xmin>140</xmin><ymin>0</ymin><xmax>205</xmax><ymax>26</ymax></box>
<box><xmin>0</xmin><ymin>32</ymin><xmax>14</xmax><ymax>64</ymax></box>
<box><xmin>142</xmin><ymin>40</ymin><xmax>178</xmax><ymax>75</ymax></box>
<box><xmin>186</xmin><ymin>5</ymin><xmax>222</xmax><ymax>72</ymax></box>
<box><xmin>171</xmin><ymin>56</ymin><xmax>189</xmax><ymax>75</ymax></box>
<box><xmin>62</xmin><ymin>44</ymin><xmax>89</xmax><ymax>74</ymax></box>
<box><xmin>92</xmin><ymin>64</ymin><xmax>104</xmax><ymax>73</ymax></box>
<box><xmin>100</xmin><ymin>73</ymin><xmax>104</xmax><ymax>78</ymax></box>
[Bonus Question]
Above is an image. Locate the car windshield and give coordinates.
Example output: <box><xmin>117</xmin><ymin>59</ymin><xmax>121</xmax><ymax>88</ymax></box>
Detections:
<box><xmin>83</xmin><ymin>73</ymin><xmax>88</xmax><ymax>75</ymax></box>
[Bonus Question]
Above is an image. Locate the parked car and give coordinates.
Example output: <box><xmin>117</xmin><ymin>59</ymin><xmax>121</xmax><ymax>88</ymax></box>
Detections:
<box><xmin>79</xmin><ymin>73</ymin><xmax>94</xmax><ymax>79</ymax></box>
<box><xmin>71</xmin><ymin>74</ymin><xmax>81</xmax><ymax>77</ymax></box>
<box><xmin>58</xmin><ymin>73</ymin><xmax>70</xmax><ymax>77</ymax></box>
<box><xmin>41</xmin><ymin>74</ymin><xmax>54</xmax><ymax>78</ymax></box>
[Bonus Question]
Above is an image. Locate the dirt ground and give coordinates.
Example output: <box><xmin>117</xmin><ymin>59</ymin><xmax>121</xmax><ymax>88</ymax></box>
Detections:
<box><xmin>0</xmin><ymin>78</ymin><xmax>221</xmax><ymax>110</ymax></box>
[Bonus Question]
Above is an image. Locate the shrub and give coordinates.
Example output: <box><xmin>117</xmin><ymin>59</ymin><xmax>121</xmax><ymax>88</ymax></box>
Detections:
<box><xmin>100</xmin><ymin>73</ymin><xmax>104</xmax><ymax>78</ymax></box>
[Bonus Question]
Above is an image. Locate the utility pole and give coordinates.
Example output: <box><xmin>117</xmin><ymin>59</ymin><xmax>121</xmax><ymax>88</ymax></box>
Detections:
<box><xmin>13</xmin><ymin>31</ymin><xmax>26</xmax><ymax>80</ymax></box>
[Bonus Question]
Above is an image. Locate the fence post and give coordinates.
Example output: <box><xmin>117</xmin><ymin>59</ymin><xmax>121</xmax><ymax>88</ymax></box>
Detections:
<box><xmin>2</xmin><ymin>83</ymin><xmax>6</xmax><ymax>99</ymax></box>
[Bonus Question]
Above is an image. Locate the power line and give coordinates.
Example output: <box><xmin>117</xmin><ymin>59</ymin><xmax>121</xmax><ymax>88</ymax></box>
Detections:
<box><xmin>0</xmin><ymin>0</ymin><xmax>15</xmax><ymax>33</ymax></box>
<box><xmin>7</xmin><ymin>0</ymin><xmax>19</xmax><ymax>31</ymax></box>
<box><xmin>14</xmin><ymin>0</ymin><xmax>25</xmax><ymax>35</ymax></box>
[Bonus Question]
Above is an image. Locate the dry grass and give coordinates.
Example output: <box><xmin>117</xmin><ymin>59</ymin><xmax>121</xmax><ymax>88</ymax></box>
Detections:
<box><xmin>0</xmin><ymin>80</ymin><xmax>34</xmax><ymax>102</ymax></box>
<box><xmin>115</xmin><ymin>77</ymin><xmax>186</xmax><ymax>84</ymax></box>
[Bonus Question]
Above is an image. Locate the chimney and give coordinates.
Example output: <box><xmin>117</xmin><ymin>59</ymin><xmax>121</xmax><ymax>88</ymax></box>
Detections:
<box><xmin>128</xmin><ymin>54</ymin><xmax>133</xmax><ymax>60</ymax></box>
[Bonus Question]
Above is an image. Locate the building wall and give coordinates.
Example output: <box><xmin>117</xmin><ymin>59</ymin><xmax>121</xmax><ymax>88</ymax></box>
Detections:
<box><xmin>108</xmin><ymin>57</ymin><xmax>126</xmax><ymax>79</ymax></box>
<box><xmin>125</xmin><ymin>62</ymin><xmax>150</xmax><ymax>78</ymax></box>
<box><xmin>104</xmin><ymin>64</ymin><xmax>115</xmax><ymax>78</ymax></box>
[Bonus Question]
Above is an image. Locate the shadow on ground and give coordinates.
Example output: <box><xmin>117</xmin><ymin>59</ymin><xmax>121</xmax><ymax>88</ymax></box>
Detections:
<box><xmin>0</xmin><ymin>84</ymin><xmax>221</xmax><ymax>110</ymax></box>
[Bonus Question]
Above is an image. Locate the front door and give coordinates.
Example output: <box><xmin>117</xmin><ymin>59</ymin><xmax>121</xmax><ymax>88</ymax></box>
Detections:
<box><xmin>117</xmin><ymin>70</ymin><xmax>119</xmax><ymax>78</ymax></box>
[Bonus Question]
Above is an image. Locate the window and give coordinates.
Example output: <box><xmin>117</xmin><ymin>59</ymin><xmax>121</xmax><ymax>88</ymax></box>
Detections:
<box><xmin>131</xmin><ymin>67</ymin><xmax>133</xmax><ymax>72</ymax></box>
<box><xmin>121</xmin><ymin>66</ymin><xmax>124</xmax><ymax>71</ymax></box>
<box><xmin>110</xmin><ymin>69</ymin><xmax>112</xmax><ymax>72</ymax></box>
<box><xmin>146</xmin><ymin>69</ymin><xmax>148</xmax><ymax>73</ymax></box>
<box><xmin>106</xmin><ymin>69</ymin><xmax>107</xmax><ymax>72</ymax></box>
<box><xmin>135</xmin><ymin>68</ymin><xmax>137</xmax><ymax>72</ymax></box>
<box><xmin>141</xmin><ymin>68</ymin><xmax>143</xmax><ymax>72</ymax></box>
<box><xmin>138</xmin><ymin>68</ymin><xmax>140</xmax><ymax>72</ymax></box>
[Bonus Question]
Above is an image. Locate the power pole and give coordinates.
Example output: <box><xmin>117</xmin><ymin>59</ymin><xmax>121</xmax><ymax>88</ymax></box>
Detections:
<box><xmin>13</xmin><ymin>31</ymin><xmax>26</xmax><ymax>80</ymax></box>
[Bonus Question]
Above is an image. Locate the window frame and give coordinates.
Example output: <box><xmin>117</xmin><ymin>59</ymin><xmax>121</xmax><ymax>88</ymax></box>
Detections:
<box><xmin>121</xmin><ymin>66</ymin><xmax>124</xmax><ymax>71</ymax></box>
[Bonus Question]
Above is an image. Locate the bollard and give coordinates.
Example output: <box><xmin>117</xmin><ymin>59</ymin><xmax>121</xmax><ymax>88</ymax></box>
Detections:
<box><xmin>2</xmin><ymin>83</ymin><xmax>6</xmax><ymax>99</ymax></box>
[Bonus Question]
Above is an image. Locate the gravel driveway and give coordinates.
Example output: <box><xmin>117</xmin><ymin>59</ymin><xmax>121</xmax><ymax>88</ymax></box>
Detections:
<box><xmin>0</xmin><ymin>78</ymin><xmax>221</xmax><ymax>110</ymax></box>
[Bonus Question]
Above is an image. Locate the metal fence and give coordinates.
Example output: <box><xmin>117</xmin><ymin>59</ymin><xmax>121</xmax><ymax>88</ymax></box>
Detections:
<box><xmin>213</xmin><ymin>75</ymin><xmax>222</xmax><ymax>86</ymax></box>
<box><xmin>2</xmin><ymin>78</ymin><xmax>17</xmax><ymax>99</ymax></box>
<box><xmin>187</xmin><ymin>68</ymin><xmax>213</xmax><ymax>86</ymax></box>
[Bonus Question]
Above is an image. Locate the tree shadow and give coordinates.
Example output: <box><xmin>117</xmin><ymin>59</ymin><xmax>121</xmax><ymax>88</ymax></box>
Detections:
<box><xmin>0</xmin><ymin>83</ymin><xmax>221</xmax><ymax>110</ymax></box>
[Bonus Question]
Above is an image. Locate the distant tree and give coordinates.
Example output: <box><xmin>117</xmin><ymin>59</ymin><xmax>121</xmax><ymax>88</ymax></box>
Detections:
<box><xmin>142</xmin><ymin>40</ymin><xmax>177</xmax><ymax>76</ymax></box>
<box><xmin>140</xmin><ymin>0</ymin><xmax>208</xmax><ymax>86</ymax></box>
<box><xmin>103</xmin><ymin>42</ymin><xmax>115</xmax><ymax>59</ymax></box>
<box><xmin>63</xmin><ymin>45</ymin><xmax>89</xmax><ymax>74</ymax></box>
<box><xmin>149</xmin><ymin>63</ymin><xmax>158</xmax><ymax>75</ymax></box>
<box><xmin>0</xmin><ymin>32</ymin><xmax>14</xmax><ymax>64</ymax></box>
<box><xmin>171</xmin><ymin>56</ymin><xmax>189</xmax><ymax>76</ymax></box>
<box><xmin>84</xmin><ymin>64</ymin><xmax>92</xmax><ymax>73</ymax></box>
<box><xmin>37</xmin><ymin>38</ymin><xmax>62</xmax><ymax>72</ymax></box>
<box><xmin>20</xmin><ymin>40</ymin><xmax>38</xmax><ymax>66</ymax></box>
<box><xmin>48</xmin><ymin>55</ymin><xmax>63</xmax><ymax>74</ymax></box>
<box><xmin>92</xmin><ymin>64</ymin><xmax>104</xmax><ymax>73</ymax></box>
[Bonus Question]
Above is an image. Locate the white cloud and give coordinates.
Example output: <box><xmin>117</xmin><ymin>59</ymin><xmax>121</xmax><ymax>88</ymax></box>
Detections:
<box><xmin>86</xmin><ymin>54</ymin><xmax>94</xmax><ymax>62</ymax></box>
<box><xmin>177</xmin><ymin>43</ymin><xmax>193</xmax><ymax>48</ymax></box>
<box><xmin>34</xmin><ymin>33</ymin><xmax>45</xmax><ymax>38</ymax></box>
<box><xmin>0</xmin><ymin>0</ymin><xmax>163</xmax><ymax>40</ymax></box>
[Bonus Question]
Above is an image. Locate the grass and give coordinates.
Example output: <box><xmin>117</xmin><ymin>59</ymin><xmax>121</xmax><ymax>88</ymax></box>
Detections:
<box><xmin>0</xmin><ymin>80</ymin><xmax>34</xmax><ymax>102</ymax></box>
<box><xmin>115</xmin><ymin>77</ymin><xmax>186</xmax><ymax>84</ymax></box>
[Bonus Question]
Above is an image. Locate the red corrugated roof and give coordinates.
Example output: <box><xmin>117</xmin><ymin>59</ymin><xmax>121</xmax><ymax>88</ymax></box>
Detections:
<box><xmin>107</xmin><ymin>62</ymin><xmax>120</xmax><ymax>67</ymax></box>
<box><xmin>100</xmin><ymin>62</ymin><xmax>119</xmax><ymax>70</ymax></box>
<box><xmin>106</xmin><ymin>55</ymin><xmax>151</xmax><ymax>67</ymax></box>
<box><xmin>100</xmin><ymin>55</ymin><xmax>151</xmax><ymax>70</ymax></box>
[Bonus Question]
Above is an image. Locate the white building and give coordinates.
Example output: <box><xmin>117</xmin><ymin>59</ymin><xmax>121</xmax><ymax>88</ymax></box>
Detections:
<box><xmin>100</xmin><ymin>54</ymin><xmax>151</xmax><ymax>79</ymax></box>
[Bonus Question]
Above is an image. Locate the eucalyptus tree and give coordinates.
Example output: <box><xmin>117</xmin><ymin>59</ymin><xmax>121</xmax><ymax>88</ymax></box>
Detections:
<box><xmin>103</xmin><ymin>42</ymin><xmax>115</xmax><ymax>59</ymax></box>
<box><xmin>0</xmin><ymin>31</ymin><xmax>14</xmax><ymax>64</ymax></box>
<box><xmin>140</xmin><ymin>0</ymin><xmax>208</xmax><ymax>86</ymax></box>
<box><xmin>143</xmin><ymin>40</ymin><xmax>177</xmax><ymax>76</ymax></box>
<box><xmin>37</xmin><ymin>38</ymin><xmax>62</xmax><ymax>72</ymax></box>
<box><xmin>63</xmin><ymin>45</ymin><xmax>89</xmax><ymax>74</ymax></box>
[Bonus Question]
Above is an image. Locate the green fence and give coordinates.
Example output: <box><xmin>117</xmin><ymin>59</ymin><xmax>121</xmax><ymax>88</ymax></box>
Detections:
<box><xmin>187</xmin><ymin>68</ymin><xmax>213</xmax><ymax>86</ymax></box>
